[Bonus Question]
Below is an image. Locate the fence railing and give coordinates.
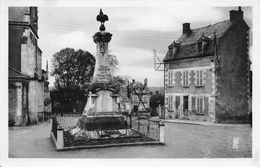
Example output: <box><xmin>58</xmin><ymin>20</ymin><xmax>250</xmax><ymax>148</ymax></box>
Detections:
<box><xmin>51</xmin><ymin>114</ymin><xmax>164</xmax><ymax>150</ymax></box>
<box><xmin>131</xmin><ymin>116</ymin><xmax>160</xmax><ymax>141</ymax></box>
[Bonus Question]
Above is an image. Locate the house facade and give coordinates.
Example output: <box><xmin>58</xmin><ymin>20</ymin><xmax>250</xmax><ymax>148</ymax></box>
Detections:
<box><xmin>128</xmin><ymin>79</ymin><xmax>150</xmax><ymax>114</ymax></box>
<box><xmin>163</xmin><ymin>7</ymin><xmax>250</xmax><ymax>122</ymax></box>
<box><xmin>9</xmin><ymin>7</ymin><xmax>51</xmax><ymax>125</ymax></box>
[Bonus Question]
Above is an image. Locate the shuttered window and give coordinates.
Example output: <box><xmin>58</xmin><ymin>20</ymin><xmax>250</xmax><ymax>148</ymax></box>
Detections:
<box><xmin>195</xmin><ymin>70</ymin><xmax>205</xmax><ymax>87</ymax></box>
<box><xmin>204</xmin><ymin>97</ymin><xmax>209</xmax><ymax>115</ymax></box>
<box><xmin>182</xmin><ymin>71</ymin><xmax>189</xmax><ymax>87</ymax></box>
<box><xmin>197</xmin><ymin>42</ymin><xmax>203</xmax><ymax>53</ymax></box>
<box><xmin>133</xmin><ymin>95</ymin><xmax>138</xmax><ymax>103</ymax></box>
<box><xmin>168</xmin><ymin>95</ymin><xmax>173</xmax><ymax>110</ymax></box>
<box><xmin>168</xmin><ymin>71</ymin><xmax>175</xmax><ymax>87</ymax></box>
<box><xmin>196</xmin><ymin>97</ymin><xmax>203</xmax><ymax>114</ymax></box>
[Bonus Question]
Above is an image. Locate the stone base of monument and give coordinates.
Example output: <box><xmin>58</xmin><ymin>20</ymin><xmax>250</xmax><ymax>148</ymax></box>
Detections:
<box><xmin>77</xmin><ymin>115</ymin><xmax>127</xmax><ymax>131</ymax></box>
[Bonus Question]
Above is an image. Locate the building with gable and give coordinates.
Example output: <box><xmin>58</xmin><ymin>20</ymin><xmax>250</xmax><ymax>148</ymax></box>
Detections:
<box><xmin>8</xmin><ymin>7</ymin><xmax>51</xmax><ymax>125</ymax></box>
<box><xmin>163</xmin><ymin>7</ymin><xmax>251</xmax><ymax>122</ymax></box>
<box><xmin>128</xmin><ymin>79</ymin><xmax>150</xmax><ymax>115</ymax></box>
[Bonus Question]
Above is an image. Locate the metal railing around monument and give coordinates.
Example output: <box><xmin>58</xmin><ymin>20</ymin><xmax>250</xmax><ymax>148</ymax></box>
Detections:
<box><xmin>50</xmin><ymin>113</ymin><xmax>163</xmax><ymax>150</ymax></box>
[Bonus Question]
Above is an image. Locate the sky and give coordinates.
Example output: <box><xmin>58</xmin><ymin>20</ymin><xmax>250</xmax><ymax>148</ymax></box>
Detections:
<box><xmin>37</xmin><ymin>4</ymin><xmax>252</xmax><ymax>87</ymax></box>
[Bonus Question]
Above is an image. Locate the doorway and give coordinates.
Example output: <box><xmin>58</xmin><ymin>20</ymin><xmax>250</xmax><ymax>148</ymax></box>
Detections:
<box><xmin>183</xmin><ymin>96</ymin><xmax>189</xmax><ymax>116</ymax></box>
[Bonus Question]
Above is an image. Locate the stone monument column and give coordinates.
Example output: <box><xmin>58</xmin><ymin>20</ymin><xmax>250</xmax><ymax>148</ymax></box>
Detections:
<box><xmin>92</xmin><ymin>31</ymin><xmax>112</xmax><ymax>83</ymax></box>
<box><xmin>82</xmin><ymin>9</ymin><xmax>121</xmax><ymax>117</ymax></box>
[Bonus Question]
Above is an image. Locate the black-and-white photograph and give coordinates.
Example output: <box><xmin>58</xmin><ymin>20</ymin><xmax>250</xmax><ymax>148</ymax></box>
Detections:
<box><xmin>1</xmin><ymin>0</ymin><xmax>259</xmax><ymax>167</ymax></box>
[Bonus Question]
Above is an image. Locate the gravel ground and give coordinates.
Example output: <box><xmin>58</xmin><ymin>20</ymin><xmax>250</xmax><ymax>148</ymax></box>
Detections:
<box><xmin>8</xmin><ymin>119</ymin><xmax>252</xmax><ymax>158</ymax></box>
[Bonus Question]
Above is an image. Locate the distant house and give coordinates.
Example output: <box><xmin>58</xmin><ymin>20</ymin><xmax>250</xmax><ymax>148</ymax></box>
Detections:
<box><xmin>163</xmin><ymin>7</ymin><xmax>250</xmax><ymax>122</ymax></box>
<box><xmin>128</xmin><ymin>79</ymin><xmax>150</xmax><ymax>114</ymax></box>
<box><xmin>8</xmin><ymin>7</ymin><xmax>51</xmax><ymax>125</ymax></box>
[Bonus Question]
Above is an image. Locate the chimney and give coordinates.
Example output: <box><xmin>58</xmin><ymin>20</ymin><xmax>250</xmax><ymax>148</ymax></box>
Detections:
<box><xmin>230</xmin><ymin>6</ymin><xmax>243</xmax><ymax>22</ymax></box>
<box><xmin>183</xmin><ymin>23</ymin><xmax>191</xmax><ymax>34</ymax></box>
<box><xmin>144</xmin><ymin>78</ymin><xmax>147</xmax><ymax>86</ymax></box>
<box><xmin>156</xmin><ymin>91</ymin><xmax>159</xmax><ymax>96</ymax></box>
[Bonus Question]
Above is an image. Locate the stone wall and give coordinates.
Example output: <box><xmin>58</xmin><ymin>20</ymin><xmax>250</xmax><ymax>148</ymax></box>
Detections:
<box><xmin>21</xmin><ymin>29</ymin><xmax>36</xmax><ymax>77</ymax></box>
<box><xmin>9</xmin><ymin>84</ymin><xmax>17</xmax><ymax>125</ymax></box>
<box><xmin>216</xmin><ymin>19</ymin><xmax>249</xmax><ymax>120</ymax></box>
<box><xmin>9</xmin><ymin>28</ymin><xmax>23</xmax><ymax>70</ymax></box>
<box><xmin>28</xmin><ymin>81</ymin><xmax>38</xmax><ymax>124</ymax></box>
<box><xmin>38</xmin><ymin>82</ymin><xmax>44</xmax><ymax>113</ymax></box>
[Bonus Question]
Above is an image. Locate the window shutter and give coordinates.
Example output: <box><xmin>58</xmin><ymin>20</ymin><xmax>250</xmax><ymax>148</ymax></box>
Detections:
<box><xmin>170</xmin><ymin>72</ymin><xmax>173</xmax><ymax>86</ymax></box>
<box><xmin>204</xmin><ymin>97</ymin><xmax>209</xmax><ymax>115</ymax></box>
<box><xmin>170</xmin><ymin>95</ymin><xmax>173</xmax><ymax>109</ymax></box>
<box><xmin>168</xmin><ymin>71</ymin><xmax>172</xmax><ymax>86</ymax></box>
<box><xmin>172</xmin><ymin>72</ymin><xmax>175</xmax><ymax>86</ymax></box>
<box><xmin>168</xmin><ymin>96</ymin><xmax>171</xmax><ymax>109</ymax></box>
<box><xmin>188</xmin><ymin>71</ymin><xmax>191</xmax><ymax>86</ymax></box>
<box><xmin>201</xmin><ymin>97</ymin><xmax>204</xmax><ymax>114</ymax></box>
<box><xmin>199</xmin><ymin>70</ymin><xmax>203</xmax><ymax>86</ymax></box>
<box><xmin>195</xmin><ymin>70</ymin><xmax>199</xmax><ymax>86</ymax></box>
<box><xmin>196</xmin><ymin>97</ymin><xmax>199</xmax><ymax>113</ymax></box>
<box><xmin>181</xmin><ymin>72</ymin><xmax>183</xmax><ymax>86</ymax></box>
<box><xmin>203</xmin><ymin>70</ymin><xmax>206</xmax><ymax>86</ymax></box>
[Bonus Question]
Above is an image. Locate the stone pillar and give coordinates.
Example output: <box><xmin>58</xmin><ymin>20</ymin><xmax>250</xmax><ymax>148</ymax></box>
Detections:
<box><xmin>92</xmin><ymin>31</ymin><xmax>112</xmax><ymax>83</ymax></box>
<box><xmin>159</xmin><ymin>122</ymin><xmax>165</xmax><ymax>144</ymax></box>
<box><xmin>14</xmin><ymin>82</ymin><xmax>22</xmax><ymax>125</ymax></box>
<box><xmin>28</xmin><ymin>81</ymin><xmax>38</xmax><ymax>124</ymax></box>
<box><xmin>208</xmin><ymin>96</ymin><xmax>216</xmax><ymax>122</ymax></box>
<box><xmin>50</xmin><ymin>118</ymin><xmax>53</xmax><ymax>137</ymax></box>
<box><xmin>56</xmin><ymin>125</ymin><xmax>64</xmax><ymax>150</ymax></box>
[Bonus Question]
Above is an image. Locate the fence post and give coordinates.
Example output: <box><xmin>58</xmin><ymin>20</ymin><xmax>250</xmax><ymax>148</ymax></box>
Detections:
<box><xmin>56</xmin><ymin>125</ymin><xmax>64</xmax><ymax>150</ymax></box>
<box><xmin>129</xmin><ymin>115</ymin><xmax>132</xmax><ymax>129</ymax></box>
<box><xmin>159</xmin><ymin>122</ymin><xmax>165</xmax><ymax>144</ymax></box>
<box><xmin>147</xmin><ymin>118</ymin><xmax>150</xmax><ymax>136</ymax></box>
<box><xmin>50</xmin><ymin>118</ymin><xmax>53</xmax><ymax>137</ymax></box>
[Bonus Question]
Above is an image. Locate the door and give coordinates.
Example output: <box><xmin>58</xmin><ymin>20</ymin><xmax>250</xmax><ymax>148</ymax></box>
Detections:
<box><xmin>183</xmin><ymin>96</ymin><xmax>189</xmax><ymax>116</ymax></box>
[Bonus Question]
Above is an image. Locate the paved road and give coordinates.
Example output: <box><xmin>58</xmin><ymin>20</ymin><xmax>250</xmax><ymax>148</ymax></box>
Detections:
<box><xmin>8</xmin><ymin>119</ymin><xmax>252</xmax><ymax>158</ymax></box>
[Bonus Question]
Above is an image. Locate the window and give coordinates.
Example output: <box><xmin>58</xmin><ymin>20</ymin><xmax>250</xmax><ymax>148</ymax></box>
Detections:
<box><xmin>168</xmin><ymin>48</ymin><xmax>173</xmax><ymax>57</ymax></box>
<box><xmin>182</xmin><ymin>71</ymin><xmax>189</xmax><ymax>87</ymax></box>
<box><xmin>197</xmin><ymin>42</ymin><xmax>203</xmax><ymax>53</ymax></box>
<box><xmin>133</xmin><ymin>95</ymin><xmax>138</xmax><ymax>103</ymax></box>
<box><xmin>168</xmin><ymin>71</ymin><xmax>174</xmax><ymax>87</ymax></box>
<box><xmin>168</xmin><ymin>95</ymin><xmax>173</xmax><ymax>110</ymax></box>
<box><xmin>142</xmin><ymin>96</ymin><xmax>148</xmax><ymax>103</ymax></box>
<box><xmin>195</xmin><ymin>70</ymin><xmax>204</xmax><ymax>87</ymax></box>
<box><xmin>197</xmin><ymin>97</ymin><xmax>203</xmax><ymax>114</ymax></box>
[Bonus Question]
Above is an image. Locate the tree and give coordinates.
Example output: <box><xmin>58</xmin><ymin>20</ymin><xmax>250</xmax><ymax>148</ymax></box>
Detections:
<box><xmin>51</xmin><ymin>48</ymin><xmax>95</xmax><ymax>113</ymax></box>
<box><xmin>51</xmin><ymin>48</ymin><xmax>121</xmax><ymax>113</ymax></box>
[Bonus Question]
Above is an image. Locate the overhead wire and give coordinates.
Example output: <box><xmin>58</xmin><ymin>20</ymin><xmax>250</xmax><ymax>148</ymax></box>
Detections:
<box><xmin>38</xmin><ymin>17</ymin><xmax>179</xmax><ymax>39</ymax></box>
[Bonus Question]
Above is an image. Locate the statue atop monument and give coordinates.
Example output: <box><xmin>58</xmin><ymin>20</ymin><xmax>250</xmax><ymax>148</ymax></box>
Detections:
<box><xmin>96</xmin><ymin>9</ymin><xmax>109</xmax><ymax>31</ymax></box>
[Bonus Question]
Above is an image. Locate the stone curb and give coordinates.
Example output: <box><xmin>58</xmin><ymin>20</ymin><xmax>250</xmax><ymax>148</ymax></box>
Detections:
<box><xmin>162</xmin><ymin>119</ymin><xmax>250</xmax><ymax>128</ymax></box>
